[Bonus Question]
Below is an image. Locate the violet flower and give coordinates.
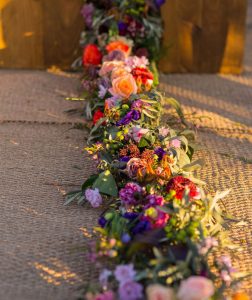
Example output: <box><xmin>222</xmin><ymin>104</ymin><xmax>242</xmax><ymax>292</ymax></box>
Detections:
<box><xmin>81</xmin><ymin>3</ymin><xmax>94</xmax><ymax>28</ymax></box>
<box><xmin>119</xmin><ymin>182</ymin><xmax>142</xmax><ymax>206</ymax></box>
<box><xmin>116</xmin><ymin>110</ymin><xmax>141</xmax><ymax>126</ymax></box>
<box><xmin>118</xmin><ymin>281</ymin><xmax>143</xmax><ymax>300</ymax></box>
<box><xmin>154</xmin><ymin>147</ymin><xmax>166</xmax><ymax>161</ymax></box>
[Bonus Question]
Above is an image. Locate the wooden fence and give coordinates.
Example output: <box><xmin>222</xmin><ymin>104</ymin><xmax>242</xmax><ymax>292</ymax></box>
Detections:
<box><xmin>0</xmin><ymin>0</ymin><xmax>248</xmax><ymax>73</ymax></box>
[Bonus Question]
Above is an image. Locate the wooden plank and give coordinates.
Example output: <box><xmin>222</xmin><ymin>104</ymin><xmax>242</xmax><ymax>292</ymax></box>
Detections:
<box><xmin>160</xmin><ymin>0</ymin><xmax>247</xmax><ymax>73</ymax></box>
<box><xmin>0</xmin><ymin>0</ymin><xmax>43</xmax><ymax>69</ymax></box>
<box><xmin>41</xmin><ymin>0</ymin><xmax>83</xmax><ymax>69</ymax></box>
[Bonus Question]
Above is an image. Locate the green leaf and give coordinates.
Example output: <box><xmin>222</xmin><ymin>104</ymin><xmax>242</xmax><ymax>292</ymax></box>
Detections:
<box><xmin>64</xmin><ymin>190</ymin><xmax>83</xmax><ymax>206</ymax></box>
<box><xmin>93</xmin><ymin>170</ymin><xmax>118</xmax><ymax>197</ymax></box>
<box><xmin>81</xmin><ymin>174</ymin><xmax>99</xmax><ymax>191</ymax></box>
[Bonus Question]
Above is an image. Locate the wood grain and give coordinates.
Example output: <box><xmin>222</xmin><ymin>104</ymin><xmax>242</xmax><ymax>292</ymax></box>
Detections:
<box><xmin>0</xmin><ymin>0</ymin><xmax>83</xmax><ymax>69</ymax></box>
<box><xmin>159</xmin><ymin>0</ymin><xmax>247</xmax><ymax>73</ymax></box>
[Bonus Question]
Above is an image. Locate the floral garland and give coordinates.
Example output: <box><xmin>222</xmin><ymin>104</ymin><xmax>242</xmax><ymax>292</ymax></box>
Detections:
<box><xmin>65</xmin><ymin>2</ymin><xmax>249</xmax><ymax>300</ymax></box>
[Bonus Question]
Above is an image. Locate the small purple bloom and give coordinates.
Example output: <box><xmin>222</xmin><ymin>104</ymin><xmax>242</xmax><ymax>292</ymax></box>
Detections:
<box><xmin>81</xmin><ymin>3</ymin><xmax>94</xmax><ymax>28</ymax></box>
<box><xmin>121</xmin><ymin>233</ymin><xmax>131</xmax><ymax>243</ymax></box>
<box><xmin>114</xmin><ymin>264</ymin><xmax>136</xmax><ymax>284</ymax></box>
<box><xmin>103</xmin><ymin>49</ymin><xmax>126</xmax><ymax>62</ymax></box>
<box><xmin>123</xmin><ymin>212</ymin><xmax>139</xmax><ymax>220</ymax></box>
<box><xmin>99</xmin><ymin>269</ymin><xmax>112</xmax><ymax>287</ymax></box>
<box><xmin>116</xmin><ymin>110</ymin><xmax>141</xmax><ymax>126</ymax></box>
<box><xmin>119</xmin><ymin>182</ymin><xmax>142</xmax><ymax>206</ymax></box>
<box><xmin>155</xmin><ymin>0</ymin><xmax>166</xmax><ymax>8</ymax></box>
<box><xmin>85</xmin><ymin>188</ymin><xmax>103</xmax><ymax>208</ymax></box>
<box><xmin>118</xmin><ymin>281</ymin><xmax>143</xmax><ymax>300</ymax></box>
<box><xmin>119</xmin><ymin>156</ymin><xmax>131</xmax><ymax>163</ymax></box>
<box><xmin>132</xmin><ymin>220</ymin><xmax>151</xmax><ymax>235</ymax></box>
<box><xmin>154</xmin><ymin>147</ymin><xmax>166</xmax><ymax>161</ymax></box>
<box><xmin>98</xmin><ymin>216</ymin><xmax>107</xmax><ymax>228</ymax></box>
<box><xmin>118</xmin><ymin>21</ymin><xmax>128</xmax><ymax>36</ymax></box>
<box><xmin>145</xmin><ymin>194</ymin><xmax>164</xmax><ymax>208</ymax></box>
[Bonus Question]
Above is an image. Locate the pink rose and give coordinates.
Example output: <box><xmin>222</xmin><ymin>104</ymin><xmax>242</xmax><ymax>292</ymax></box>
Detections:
<box><xmin>99</xmin><ymin>61</ymin><xmax>125</xmax><ymax>77</ymax></box>
<box><xmin>177</xmin><ymin>276</ymin><xmax>215</xmax><ymax>300</ymax></box>
<box><xmin>146</xmin><ymin>284</ymin><xmax>175</xmax><ymax>300</ymax></box>
<box><xmin>109</xmin><ymin>74</ymin><xmax>137</xmax><ymax>99</ymax></box>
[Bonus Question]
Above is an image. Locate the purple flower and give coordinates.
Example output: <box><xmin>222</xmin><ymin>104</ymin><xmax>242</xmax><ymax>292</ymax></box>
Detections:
<box><xmin>98</xmin><ymin>216</ymin><xmax>107</xmax><ymax>228</ymax></box>
<box><xmin>99</xmin><ymin>269</ymin><xmax>112</xmax><ymax>288</ymax></box>
<box><xmin>118</xmin><ymin>281</ymin><xmax>143</xmax><ymax>300</ymax></box>
<box><xmin>123</xmin><ymin>212</ymin><xmax>139</xmax><ymax>220</ymax></box>
<box><xmin>154</xmin><ymin>147</ymin><xmax>166</xmax><ymax>161</ymax></box>
<box><xmin>132</xmin><ymin>220</ymin><xmax>151</xmax><ymax>235</ymax></box>
<box><xmin>119</xmin><ymin>182</ymin><xmax>142</xmax><ymax>206</ymax></box>
<box><xmin>155</xmin><ymin>0</ymin><xmax>166</xmax><ymax>8</ymax></box>
<box><xmin>85</xmin><ymin>188</ymin><xmax>103</xmax><ymax>208</ymax></box>
<box><xmin>114</xmin><ymin>264</ymin><xmax>136</xmax><ymax>284</ymax></box>
<box><xmin>116</xmin><ymin>110</ymin><xmax>141</xmax><ymax>126</ymax></box>
<box><xmin>121</xmin><ymin>233</ymin><xmax>131</xmax><ymax>243</ymax></box>
<box><xmin>119</xmin><ymin>156</ymin><xmax>131</xmax><ymax>163</ymax></box>
<box><xmin>81</xmin><ymin>3</ymin><xmax>94</xmax><ymax>28</ymax></box>
<box><xmin>118</xmin><ymin>21</ymin><xmax>128</xmax><ymax>36</ymax></box>
<box><xmin>145</xmin><ymin>194</ymin><xmax>164</xmax><ymax>208</ymax></box>
<box><xmin>103</xmin><ymin>49</ymin><xmax>127</xmax><ymax>62</ymax></box>
<box><xmin>131</xmin><ymin>99</ymin><xmax>144</xmax><ymax>110</ymax></box>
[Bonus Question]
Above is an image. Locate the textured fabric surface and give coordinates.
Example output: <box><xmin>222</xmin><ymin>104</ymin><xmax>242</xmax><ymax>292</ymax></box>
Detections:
<box><xmin>0</xmin><ymin>2</ymin><xmax>251</xmax><ymax>300</ymax></box>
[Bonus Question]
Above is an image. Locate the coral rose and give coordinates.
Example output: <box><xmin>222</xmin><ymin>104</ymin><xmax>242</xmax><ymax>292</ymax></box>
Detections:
<box><xmin>106</xmin><ymin>38</ymin><xmax>132</xmax><ymax>56</ymax></box>
<box><xmin>83</xmin><ymin>44</ymin><xmax>102</xmax><ymax>66</ymax></box>
<box><xmin>146</xmin><ymin>284</ymin><xmax>175</xmax><ymax>300</ymax></box>
<box><xmin>177</xmin><ymin>276</ymin><xmax>215</xmax><ymax>300</ymax></box>
<box><xmin>109</xmin><ymin>74</ymin><xmax>137</xmax><ymax>99</ymax></box>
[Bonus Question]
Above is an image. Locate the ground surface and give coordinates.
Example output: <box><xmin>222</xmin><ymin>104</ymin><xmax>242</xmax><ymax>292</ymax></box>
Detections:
<box><xmin>0</xmin><ymin>4</ymin><xmax>251</xmax><ymax>300</ymax></box>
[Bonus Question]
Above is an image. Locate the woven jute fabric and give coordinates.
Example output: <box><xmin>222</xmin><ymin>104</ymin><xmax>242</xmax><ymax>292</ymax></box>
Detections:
<box><xmin>0</xmin><ymin>3</ymin><xmax>251</xmax><ymax>300</ymax></box>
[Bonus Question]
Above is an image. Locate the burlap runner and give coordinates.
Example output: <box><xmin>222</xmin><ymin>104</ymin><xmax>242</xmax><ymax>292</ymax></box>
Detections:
<box><xmin>0</xmin><ymin>2</ymin><xmax>251</xmax><ymax>299</ymax></box>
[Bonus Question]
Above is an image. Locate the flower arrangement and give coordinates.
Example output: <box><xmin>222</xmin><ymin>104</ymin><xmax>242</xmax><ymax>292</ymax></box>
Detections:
<box><xmin>65</xmin><ymin>35</ymin><xmax>249</xmax><ymax>299</ymax></box>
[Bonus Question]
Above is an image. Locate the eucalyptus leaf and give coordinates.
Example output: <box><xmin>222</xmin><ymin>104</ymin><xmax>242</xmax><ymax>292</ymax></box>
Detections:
<box><xmin>93</xmin><ymin>170</ymin><xmax>118</xmax><ymax>197</ymax></box>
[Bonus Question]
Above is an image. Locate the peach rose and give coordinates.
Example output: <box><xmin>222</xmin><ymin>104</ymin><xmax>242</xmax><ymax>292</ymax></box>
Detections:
<box><xmin>106</xmin><ymin>37</ymin><xmax>132</xmax><ymax>56</ymax></box>
<box><xmin>99</xmin><ymin>61</ymin><xmax>125</xmax><ymax>77</ymax></box>
<box><xmin>146</xmin><ymin>284</ymin><xmax>175</xmax><ymax>300</ymax></box>
<box><xmin>177</xmin><ymin>276</ymin><xmax>215</xmax><ymax>300</ymax></box>
<box><xmin>109</xmin><ymin>74</ymin><xmax>137</xmax><ymax>99</ymax></box>
<box><xmin>111</xmin><ymin>67</ymin><xmax>129</xmax><ymax>80</ymax></box>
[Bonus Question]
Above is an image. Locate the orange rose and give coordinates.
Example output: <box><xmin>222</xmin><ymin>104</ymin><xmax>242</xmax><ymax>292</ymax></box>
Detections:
<box><xmin>232</xmin><ymin>293</ymin><xmax>250</xmax><ymax>300</ymax></box>
<box><xmin>106</xmin><ymin>38</ymin><xmax>132</xmax><ymax>56</ymax></box>
<box><xmin>109</xmin><ymin>74</ymin><xmax>137</xmax><ymax>99</ymax></box>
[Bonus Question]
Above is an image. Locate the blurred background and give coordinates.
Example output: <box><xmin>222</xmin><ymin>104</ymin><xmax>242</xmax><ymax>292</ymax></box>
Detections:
<box><xmin>0</xmin><ymin>0</ymin><xmax>249</xmax><ymax>73</ymax></box>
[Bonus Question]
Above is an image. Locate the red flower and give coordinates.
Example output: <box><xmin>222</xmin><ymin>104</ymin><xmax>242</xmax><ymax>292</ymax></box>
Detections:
<box><xmin>131</xmin><ymin>67</ymin><xmax>154</xmax><ymax>85</ymax></box>
<box><xmin>93</xmin><ymin>109</ymin><xmax>104</xmax><ymax>125</ymax></box>
<box><xmin>166</xmin><ymin>176</ymin><xmax>200</xmax><ymax>200</ymax></box>
<box><xmin>82</xmin><ymin>44</ymin><xmax>102</xmax><ymax>66</ymax></box>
